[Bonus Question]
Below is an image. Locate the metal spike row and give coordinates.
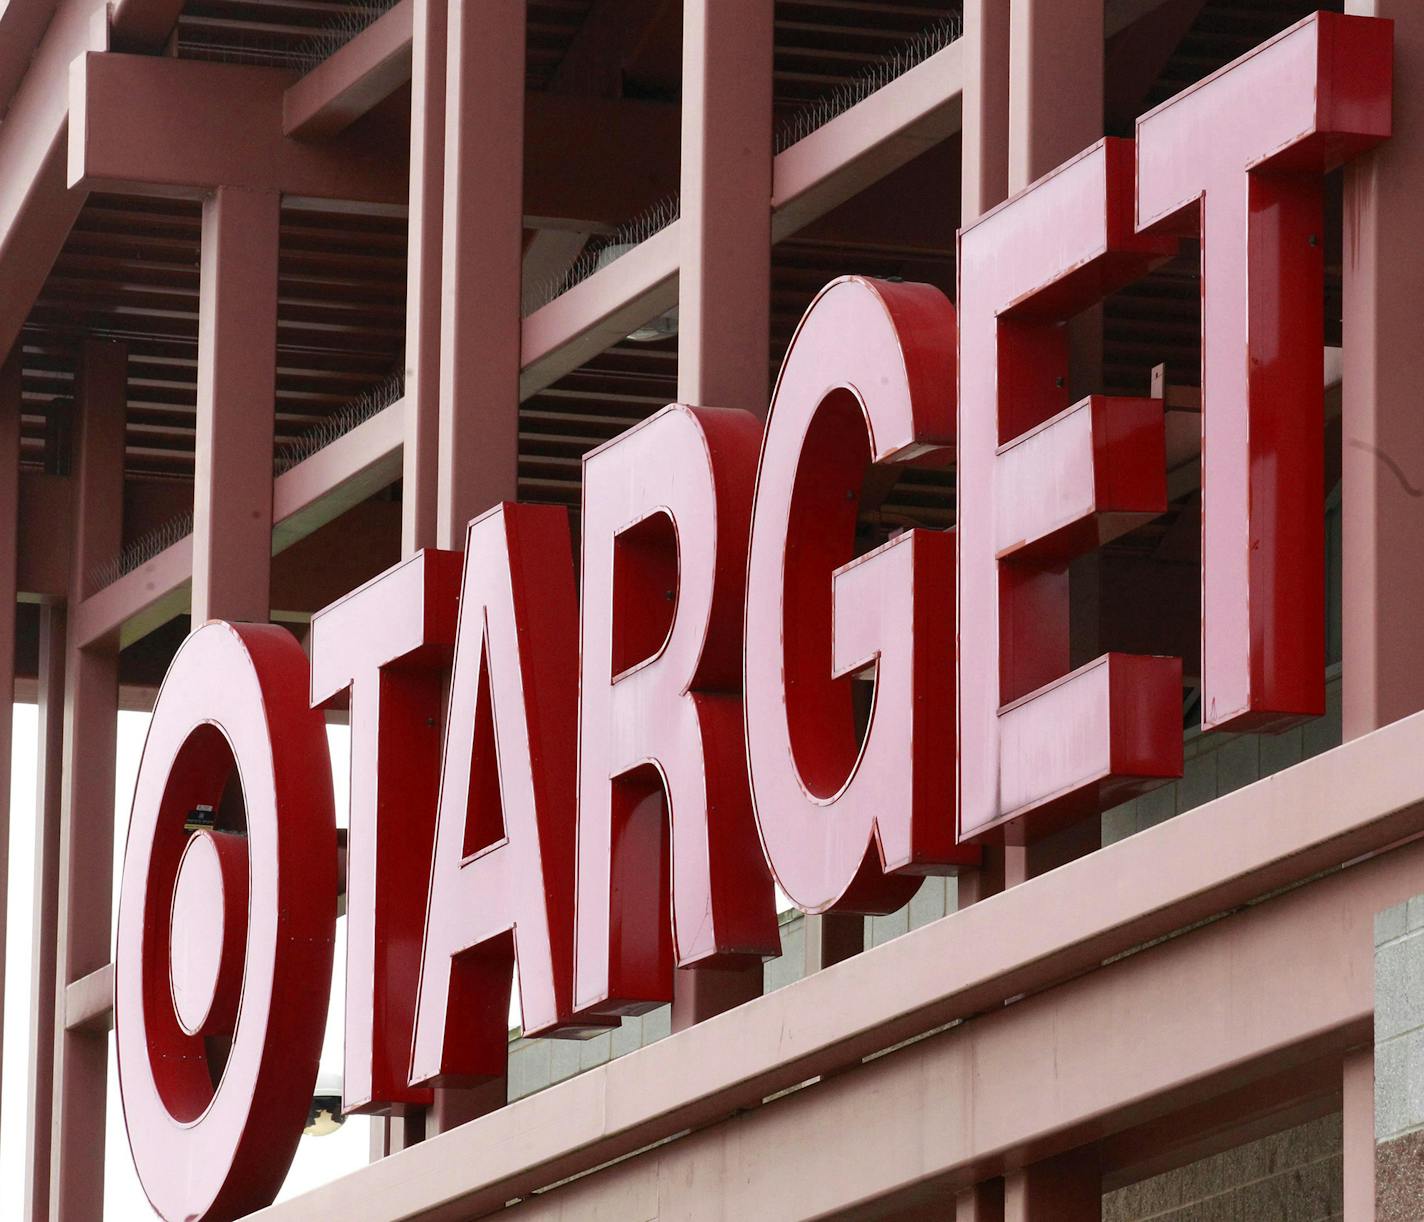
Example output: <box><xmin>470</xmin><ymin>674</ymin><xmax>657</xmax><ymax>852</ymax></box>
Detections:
<box><xmin>272</xmin><ymin>368</ymin><xmax>406</xmax><ymax>476</ymax></box>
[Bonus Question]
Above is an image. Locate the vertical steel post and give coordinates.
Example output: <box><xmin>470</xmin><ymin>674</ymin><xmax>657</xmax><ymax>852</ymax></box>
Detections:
<box><xmin>401</xmin><ymin>0</ymin><xmax>448</xmax><ymax>556</ymax></box>
<box><xmin>668</xmin><ymin>0</ymin><xmax>774</xmax><ymax>1030</ymax></box>
<box><xmin>192</xmin><ymin>186</ymin><xmax>279</xmax><ymax>626</ymax></box>
<box><xmin>1007</xmin><ymin>0</ymin><xmax>1103</xmax><ymax>194</ymax></box>
<box><xmin>423</xmin><ymin>0</ymin><xmax>527</xmax><ymax>1128</ymax></box>
<box><xmin>48</xmin><ymin>337</ymin><xmax>126</xmax><ymax>1222</ymax></box>
<box><xmin>1001</xmin><ymin>0</ymin><xmax>1104</xmax><ymax>890</ymax></box>
<box><xmin>25</xmin><ymin>604</ymin><xmax>65</xmax><ymax>1222</ymax></box>
<box><xmin>1003</xmin><ymin>1149</ymin><xmax>1100</xmax><ymax>1220</ymax></box>
<box><xmin>1343</xmin><ymin>0</ymin><xmax>1424</xmax><ymax>741</ymax></box>
<box><xmin>962</xmin><ymin>0</ymin><xmax>1011</xmax><ymax>224</ymax></box>
<box><xmin>1341</xmin><ymin>4</ymin><xmax>1424</xmax><ymax>1210</ymax></box>
<box><xmin>955</xmin><ymin>0</ymin><xmax>1013</xmax><ymax>916</ymax></box>
<box><xmin>435</xmin><ymin>0</ymin><xmax>524</xmax><ymax>549</ymax></box>
<box><xmin>676</xmin><ymin>0</ymin><xmax>773</xmax><ymax>415</ymax></box>
<box><xmin>0</xmin><ymin>347</ymin><xmax>19</xmax><ymax>1110</ymax></box>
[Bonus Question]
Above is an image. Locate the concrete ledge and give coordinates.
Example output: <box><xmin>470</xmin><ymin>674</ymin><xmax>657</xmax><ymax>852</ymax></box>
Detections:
<box><xmin>253</xmin><ymin>707</ymin><xmax>1424</xmax><ymax>1221</ymax></box>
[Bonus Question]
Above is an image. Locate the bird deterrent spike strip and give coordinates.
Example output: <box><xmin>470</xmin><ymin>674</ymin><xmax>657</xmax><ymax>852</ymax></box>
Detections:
<box><xmin>523</xmin><ymin>192</ymin><xmax>682</xmax><ymax>319</ymax></box>
<box><xmin>272</xmin><ymin>368</ymin><xmax>406</xmax><ymax>477</ymax></box>
<box><xmin>523</xmin><ymin>14</ymin><xmax>965</xmax><ymax>319</ymax></box>
<box><xmin>87</xmin><ymin>371</ymin><xmax>404</xmax><ymax>595</ymax></box>
<box><xmin>290</xmin><ymin>1</ymin><xmax>401</xmax><ymax>74</ymax></box>
<box><xmin>85</xmin><ymin>511</ymin><xmax>195</xmax><ymax>597</ymax></box>
<box><xmin>773</xmin><ymin>15</ymin><xmax>965</xmax><ymax>155</ymax></box>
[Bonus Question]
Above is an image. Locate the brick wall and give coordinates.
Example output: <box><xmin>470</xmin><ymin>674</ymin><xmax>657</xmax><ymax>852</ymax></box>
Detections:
<box><xmin>1375</xmin><ymin>898</ymin><xmax>1424</xmax><ymax>1219</ymax></box>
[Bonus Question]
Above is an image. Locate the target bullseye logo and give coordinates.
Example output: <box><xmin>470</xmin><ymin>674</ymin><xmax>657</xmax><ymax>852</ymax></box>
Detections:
<box><xmin>115</xmin><ymin>622</ymin><xmax>335</xmax><ymax>1222</ymax></box>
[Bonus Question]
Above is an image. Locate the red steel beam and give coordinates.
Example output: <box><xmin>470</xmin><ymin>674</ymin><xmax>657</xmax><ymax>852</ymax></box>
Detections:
<box><xmin>49</xmin><ymin>337</ymin><xmax>125</xmax><ymax>1222</ymax></box>
<box><xmin>0</xmin><ymin>0</ymin><xmax>63</xmax><ymax>125</ymax></box>
<box><xmin>18</xmin><ymin>473</ymin><xmax>73</xmax><ymax>600</ymax></box>
<box><xmin>1007</xmin><ymin>0</ymin><xmax>1104</xmax><ymax>192</ymax></box>
<box><xmin>274</xmin><ymin>394</ymin><xmax>407</xmax><ymax>551</ymax></box>
<box><xmin>771</xmin><ymin>37</ymin><xmax>966</xmax><ymax>240</ymax></box>
<box><xmin>676</xmin><ymin>0</ymin><xmax>773</xmax><ymax>413</ymax></box>
<box><xmin>0</xmin><ymin>0</ymin><xmax>208</xmax><ymax>361</ymax></box>
<box><xmin>284</xmin><ymin>14</ymin><xmax>680</xmax><ymax>227</ymax></box>
<box><xmin>250</xmin><ymin>707</ymin><xmax>1424</xmax><ymax>1219</ymax></box>
<box><xmin>962</xmin><ymin>0</ymin><xmax>1011</xmax><ymax>223</ymax></box>
<box><xmin>68</xmin><ymin>52</ymin><xmax>409</xmax><ymax>205</ymax></box>
<box><xmin>108</xmin><ymin>0</ymin><xmax>184</xmax><ymax>51</ymax></box>
<box><xmin>283</xmin><ymin>0</ymin><xmax>416</xmax><ymax>141</ymax></box>
<box><xmin>1341</xmin><ymin>3</ymin><xmax>1424</xmax><ymax>1210</ymax></box>
<box><xmin>0</xmin><ymin>0</ymin><xmax>108</xmax><ymax>362</ymax></box>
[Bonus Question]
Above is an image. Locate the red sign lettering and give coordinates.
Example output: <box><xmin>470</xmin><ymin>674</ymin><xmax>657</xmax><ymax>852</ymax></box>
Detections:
<box><xmin>114</xmin><ymin>15</ymin><xmax>1395</xmax><ymax>1219</ymax></box>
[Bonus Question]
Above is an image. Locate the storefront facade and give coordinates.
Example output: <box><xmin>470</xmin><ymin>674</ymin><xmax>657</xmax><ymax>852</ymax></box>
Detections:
<box><xmin>2</xmin><ymin>1</ymin><xmax>1423</xmax><ymax>1219</ymax></box>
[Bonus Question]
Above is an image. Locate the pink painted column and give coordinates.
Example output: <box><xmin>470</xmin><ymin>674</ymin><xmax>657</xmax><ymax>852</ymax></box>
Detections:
<box><xmin>667</xmin><ymin>0</ymin><xmax>774</xmax><ymax>1030</ymax></box>
<box><xmin>49</xmin><ymin>338</ymin><xmax>126</xmax><ymax>1222</ymax></box>
<box><xmin>955</xmin><ymin>29</ymin><xmax>1012</xmax><ymax>1213</ymax></box>
<box><xmin>400</xmin><ymin>0</ymin><xmax>447</xmax><ymax>555</ymax></box>
<box><xmin>956</xmin><ymin>0</ymin><xmax>1012</xmax><ymax>917</ymax></box>
<box><xmin>1003</xmin><ymin>1149</ymin><xmax>1101</xmax><ymax>1220</ymax></box>
<box><xmin>676</xmin><ymin>0</ymin><xmax>773</xmax><ymax>413</ymax></box>
<box><xmin>435</xmin><ymin>0</ymin><xmax>524</xmax><ymax>548</ymax></box>
<box><xmin>192</xmin><ymin>186</ymin><xmax>279</xmax><ymax>625</ymax></box>
<box><xmin>802</xmin><ymin>913</ymin><xmax>863</xmax><ymax>975</ymax></box>
<box><xmin>1342</xmin><ymin>2</ymin><xmax>1424</xmax><ymax>1209</ymax></box>
<box><xmin>422</xmin><ymin>0</ymin><xmax>526</xmax><ymax>1130</ymax></box>
<box><xmin>962</xmin><ymin>0</ymin><xmax>1011</xmax><ymax>223</ymax></box>
<box><xmin>1007</xmin><ymin>0</ymin><xmax>1104</xmax><ymax>194</ymax></box>
<box><xmin>957</xmin><ymin>1180</ymin><xmax>1005</xmax><ymax>1222</ymax></box>
<box><xmin>382</xmin><ymin>3</ymin><xmax>449</xmax><ymax>1154</ymax></box>
<box><xmin>25</xmin><ymin>603</ymin><xmax>65</xmax><ymax>1222</ymax></box>
<box><xmin>1342</xmin><ymin>0</ymin><xmax>1424</xmax><ymax>740</ymax></box>
<box><xmin>1001</xmin><ymin>0</ymin><xmax>1104</xmax><ymax>893</ymax></box>
<box><xmin>0</xmin><ymin>348</ymin><xmax>18</xmax><ymax>1108</ymax></box>
<box><xmin>1343</xmin><ymin>1046</ymin><xmax>1374</xmax><ymax>1220</ymax></box>
<box><xmin>956</xmin><ymin>6</ymin><xmax>1105</xmax><ymax>1205</ymax></box>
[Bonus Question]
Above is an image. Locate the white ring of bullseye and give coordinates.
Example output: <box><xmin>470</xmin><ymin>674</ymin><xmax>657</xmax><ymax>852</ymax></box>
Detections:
<box><xmin>169</xmin><ymin>828</ymin><xmax>248</xmax><ymax>1038</ymax></box>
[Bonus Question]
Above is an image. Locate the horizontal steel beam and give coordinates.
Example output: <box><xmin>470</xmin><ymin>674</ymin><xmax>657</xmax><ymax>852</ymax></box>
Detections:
<box><xmin>73</xmin><ymin>398</ymin><xmax>406</xmax><ymax>648</ymax></box>
<box><xmin>0</xmin><ymin>0</ymin><xmax>108</xmax><ymax>361</ymax></box>
<box><xmin>250</xmin><ymin>707</ymin><xmax>1424</xmax><ymax>1220</ymax></box>
<box><xmin>68</xmin><ymin>52</ymin><xmax>410</xmax><ymax>204</ymax></box>
<box><xmin>63</xmin><ymin>963</ymin><xmax>113</xmax><ymax>1034</ymax></box>
<box><xmin>283</xmin><ymin>0</ymin><xmax>415</xmax><ymax>140</ymax></box>
<box><xmin>272</xmin><ymin>395</ymin><xmax>405</xmax><ymax>549</ymax></box>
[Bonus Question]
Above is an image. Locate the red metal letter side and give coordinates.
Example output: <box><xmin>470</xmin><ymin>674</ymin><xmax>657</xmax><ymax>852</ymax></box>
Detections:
<box><xmin>574</xmin><ymin>404</ymin><xmax>780</xmax><ymax>1017</ymax></box>
<box><xmin>1136</xmin><ymin>11</ymin><xmax>1392</xmax><ymax>732</ymax></box>
<box><xmin>744</xmin><ymin>276</ymin><xmax>977</xmax><ymax>914</ymax></box>
<box><xmin>409</xmin><ymin>504</ymin><xmax>604</xmax><ymax>1088</ymax></box>
<box><xmin>308</xmin><ymin>548</ymin><xmax>462</xmax><ymax>1114</ymax></box>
